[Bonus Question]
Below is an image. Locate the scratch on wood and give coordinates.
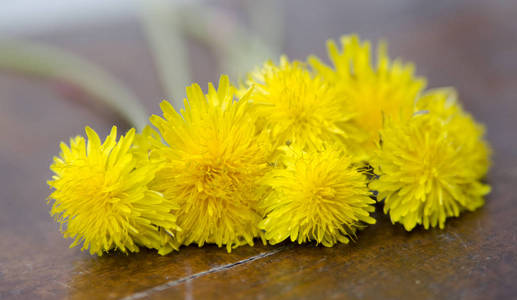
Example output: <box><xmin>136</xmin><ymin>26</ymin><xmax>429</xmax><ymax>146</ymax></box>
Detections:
<box><xmin>57</xmin><ymin>281</ymin><xmax>71</xmax><ymax>289</ymax></box>
<box><xmin>451</xmin><ymin>232</ymin><xmax>468</xmax><ymax>249</ymax></box>
<box><xmin>184</xmin><ymin>264</ymin><xmax>193</xmax><ymax>300</ymax></box>
<box><xmin>121</xmin><ymin>247</ymin><xmax>285</xmax><ymax>300</ymax></box>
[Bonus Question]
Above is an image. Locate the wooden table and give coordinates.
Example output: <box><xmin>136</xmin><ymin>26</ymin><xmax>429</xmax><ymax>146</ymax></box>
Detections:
<box><xmin>1</xmin><ymin>1</ymin><xmax>516</xmax><ymax>299</ymax></box>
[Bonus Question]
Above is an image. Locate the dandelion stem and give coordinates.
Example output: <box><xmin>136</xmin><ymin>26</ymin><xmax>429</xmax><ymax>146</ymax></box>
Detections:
<box><xmin>0</xmin><ymin>40</ymin><xmax>148</xmax><ymax>131</ymax></box>
<box><xmin>140</xmin><ymin>0</ymin><xmax>192</xmax><ymax>108</ymax></box>
<box><xmin>246</xmin><ymin>0</ymin><xmax>284</xmax><ymax>56</ymax></box>
<box><xmin>177</xmin><ymin>3</ymin><xmax>278</xmax><ymax>80</ymax></box>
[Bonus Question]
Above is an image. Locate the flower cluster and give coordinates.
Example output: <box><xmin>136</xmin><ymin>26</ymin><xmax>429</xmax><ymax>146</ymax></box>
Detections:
<box><xmin>47</xmin><ymin>34</ymin><xmax>490</xmax><ymax>255</ymax></box>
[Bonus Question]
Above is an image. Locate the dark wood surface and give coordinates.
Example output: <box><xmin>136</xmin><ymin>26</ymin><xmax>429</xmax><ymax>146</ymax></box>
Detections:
<box><xmin>1</xmin><ymin>1</ymin><xmax>516</xmax><ymax>299</ymax></box>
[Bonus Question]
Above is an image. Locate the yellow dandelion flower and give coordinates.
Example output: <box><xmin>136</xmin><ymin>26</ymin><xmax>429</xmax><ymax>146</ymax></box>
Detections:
<box><xmin>150</xmin><ymin>75</ymin><xmax>270</xmax><ymax>253</ymax></box>
<box><xmin>416</xmin><ymin>88</ymin><xmax>461</xmax><ymax>119</ymax></box>
<box><xmin>417</xmin><ymin>88</ymin><xmax>491</xmax><ymax>178</ymax></box>
<box><xmin>309</xmin><ymin>34</ymin><xmax>426</xmax><ymax>158</ymax></box>
<box><xmin>132</xmin><ymin>125</ymin><xmax>162</xmax><ymax>166</ymax></box>
<box><xmin>259</xmin><ymin>144</ymin><xmax>376</xmax><ymax>246</ymax></box>
<box><xmin>47</xmin><ymin>126</ymin><xmax>180</xmax><ymax>255</ymax></box>
<box><xmin>241</xmin><ymin>56</ymin><xmax>352</xmax><ymax>151</ymax></box>
<box><xmin>131</xmin><ymin>125</ymin><xmax>184</xmax><ymax>254</ymax></box>
<box><xmin>370</xmin><ymin>101</ymin><xmax>491</xmax><ymax>230</ymax></box>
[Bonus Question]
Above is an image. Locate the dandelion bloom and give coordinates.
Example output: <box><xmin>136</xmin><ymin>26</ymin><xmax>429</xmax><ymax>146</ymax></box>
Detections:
<box><xmin>370</xmin><ymin>92</ymin><xmax>491</xmax><ymax>230</ymax></box>
<box><xmin>48</xmin><ymin>126</ymin><xmax>179</xmax><ymax>255</ymax></box>
<box><xmin>132</xmin><ymin>125</ymin><xmax>162</xmax><ymax>167</ymax></box>
<box><xmin>309</xmin><ymin>35</ymin><xmax>426</xmax><ymax>159</ymax></box>
<box><xmin>259</xmin><ymin>144</ymin><xmax>376</xmax><ymax>246</ymax></box>
<box><xmin>150</xmin><ymin>75</ymin><xmax>270</xmax><ymax>252</ymax></box>
<box><xmin>242</xmin><ymin>56</ymin><xmax>351</xmax><ymax>151</ymax></box>
<box><xmin>416</xmin><ymin>89</ymin><xmax>491</xmax><ymax>178</ymax></box>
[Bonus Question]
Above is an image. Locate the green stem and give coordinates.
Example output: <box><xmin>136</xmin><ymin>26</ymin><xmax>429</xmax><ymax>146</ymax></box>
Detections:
<box><xmin>140</xmin><ymin>0</ymin><xmax>192</xmax><ymax>108</ymax></box>
<box><xmin>246</xmin><ymin>0</ymin><xmax>284</xmax><ymax>56</ymax></box>
<box><xmin>178</xmin><ymin>4</ymin><xmax>278</xmax><ymax>80</ymax></box>
<box><xmin>0</xmin><ymin>40</ymin><xmax>148</xmax><ymax>131</ymax></box>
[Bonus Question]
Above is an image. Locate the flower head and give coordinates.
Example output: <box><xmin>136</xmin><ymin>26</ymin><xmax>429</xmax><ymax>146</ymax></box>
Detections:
<box><xmin>242</xmin><ymin>56</ymin><xmax>351</xmax><ymax>151</ymax></box>
<box><xmin>417</xmin><ymin>89</ymin><xmax>491</xmax><ymax>178</ymax></box>
<box><xmin>132</xmin><ymin>125</ymin><xmax>162</xmax><ymax>167</ymax></box>
<box><xmin>370</xmin><ymin>93</ymin><xmax>491</xmax><ymax>230</ymax></box>
<box><xmin>309</xmin><ymin>35</ymin><xmax>426</xmax><ymax>158</ymax></box>
<box><xmin>48</xmin><ymin>126</ymin><xmax>179</xmax><ymax>255</ymax></box>
<box><xmin>259</xmin><ymin>144</ymin><xmax>376</xmax><ymax>246</ymax></box>
<box><xmin>150</xmin><ymin>75</ymin><xmax>270</xmax><ymax>252</ymax></box>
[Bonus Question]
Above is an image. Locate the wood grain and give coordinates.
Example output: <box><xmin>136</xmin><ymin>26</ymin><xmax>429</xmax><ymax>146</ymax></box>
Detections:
<box><xmin>1</xmin><ymin>1</ymin><xmax>516</xmax><ymax>299</ymax></box>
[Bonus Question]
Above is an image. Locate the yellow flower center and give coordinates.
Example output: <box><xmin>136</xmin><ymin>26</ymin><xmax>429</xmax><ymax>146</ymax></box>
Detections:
<box><xmin>312</xmin><ymin>186</ymin><xmax>336</xmax><ymax>203</ymax></box>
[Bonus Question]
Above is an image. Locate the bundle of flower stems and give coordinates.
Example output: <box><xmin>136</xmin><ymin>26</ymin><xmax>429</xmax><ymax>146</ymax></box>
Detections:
<box><xmin>47</xmin><ymin>35</ymin><xmax>491</xmax><ymax>256</ymax></box>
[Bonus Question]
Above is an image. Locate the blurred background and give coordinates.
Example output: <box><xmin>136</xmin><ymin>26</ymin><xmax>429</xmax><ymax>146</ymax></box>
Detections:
<box><xmin>1</xmin><ymin>1</ymin><xmax>516</xmax><ymax>299</ymax></box>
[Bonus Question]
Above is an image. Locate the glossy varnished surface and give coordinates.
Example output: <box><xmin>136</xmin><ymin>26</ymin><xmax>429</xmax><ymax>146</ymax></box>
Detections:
<box><xmin>1</xmin><ymin>1</ymin><xmax>516</xmax><ymax>299</ymax></box>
